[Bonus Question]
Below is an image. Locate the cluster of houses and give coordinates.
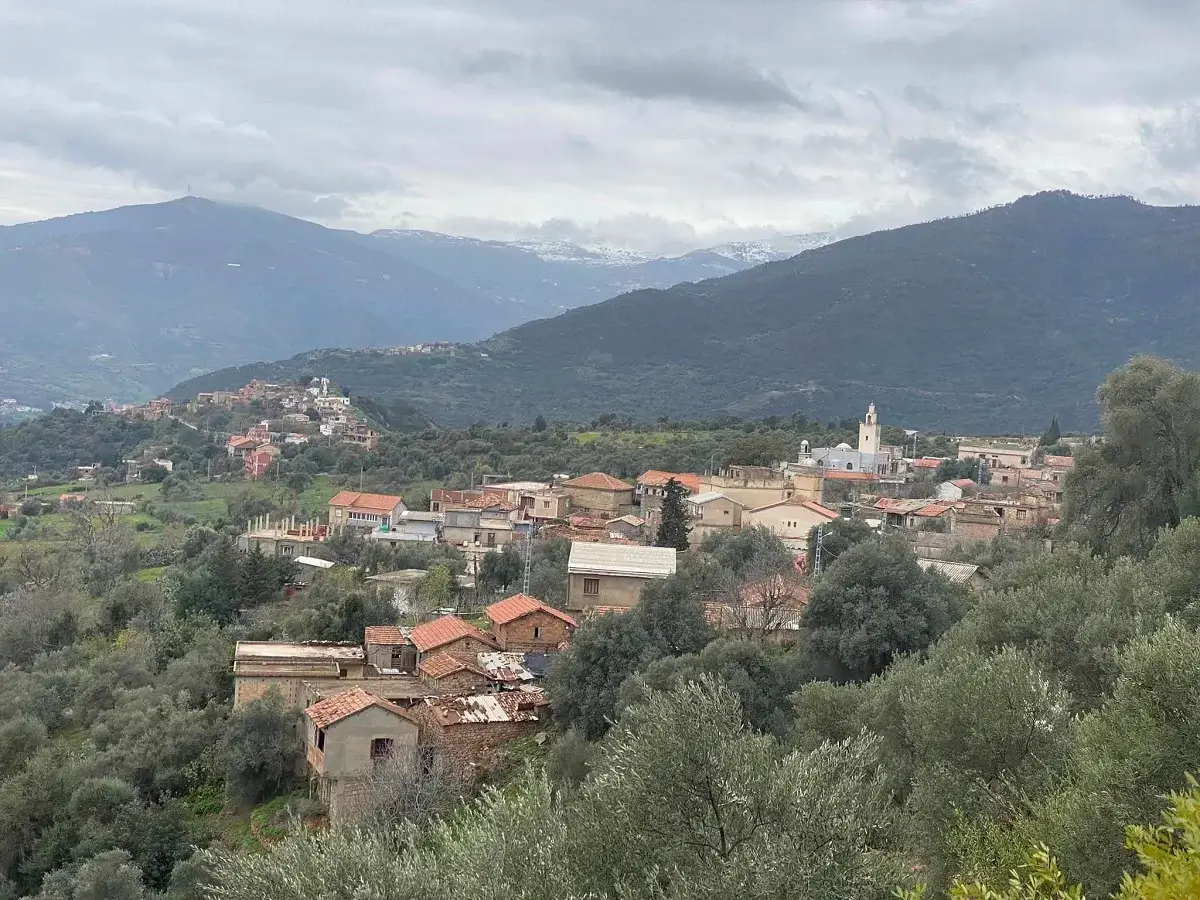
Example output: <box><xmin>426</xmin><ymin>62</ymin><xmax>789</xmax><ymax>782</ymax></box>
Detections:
<box><xmin>233</xmin><ymin>592</ymin><xmax>574</xmax><ymax>820</ymax></box>
<box><xmin>229</xmin><ymin>402</ymin><xmax>1080</xmax><ymax>820</ymax></box>
<box><xmin>214</xmin><ymin>380</ymin><xmax>381</xmax><ymax>478</ymax></box>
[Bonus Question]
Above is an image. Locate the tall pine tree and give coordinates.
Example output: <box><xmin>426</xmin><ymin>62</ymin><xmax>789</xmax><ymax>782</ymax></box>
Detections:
<box><xmin>655</xmin><ymin>478</ymin><xmax>691</xmax><ymax>552</ymax></box>
<box><xmin>1039</xmin><ymin>415</ymin><xmax>1061</xmax><ymax>447</ymax></box>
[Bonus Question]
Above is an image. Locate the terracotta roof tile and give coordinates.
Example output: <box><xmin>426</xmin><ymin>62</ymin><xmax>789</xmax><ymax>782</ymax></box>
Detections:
<box><xmin>364</xmin><ymin>625</ymin><xmax>407</xmax><ymax>646</ymax></box>
<box><xmin>1043</xmin><ymin>455</ymin><xmax>1075</xmax><ymax>469</ymax></box>
<box><xmin>409</xmin><ymin>615</ymin><xmax>497</xmax><ymax>653</ymax></box>
<box><xmin>561</xmin><ymin>472</ymin><xmax>634</xmax><ymax>491</ymax></box>
<box><xmin>637</xmin><ymin>470</ymin><xmax>702</xmax><ymax>492</ymax></box>
<box><xmin>486</xmin><ymin>594</ymin><xmax>577</xmax><ymax>628</ymax></box>
<box><xmin>418</xmin><ymin>651</ymin><xmax>486</xmax><ymax>680</ymax></box>
<box><xmin>913</xmin><ymin>504</ymin><xmax>954</xmax><ymax>517</ymax></box>
<box><xmin>329</xmin><ymin>490</ymin><xmax>405</xmax><ymax>512</ymax></box>
<box><xmin>456</xmin><ymin>496</ymin><xmax>519</xmax><ymax>511</ymax></box>
<box><xmin>912</xmin><ymin>457</ymin><xmax>945</xmax><ymax>469</ymax></box>
<box><xmin>305</xmin><ymin>688</ymin><xmax>408</xmax><ymax>729</ymax></box>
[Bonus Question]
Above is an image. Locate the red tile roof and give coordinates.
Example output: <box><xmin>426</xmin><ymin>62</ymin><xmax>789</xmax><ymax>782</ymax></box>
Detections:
<box><xmin>364</xmin><ymin>625</ymin><xmax>406</xmax><ymax>646</ymax></box>
<box><xmin>637</xmin><ymin>470</ymin><xmax>702</xmax><ymax>493</ymax></box>
<box><xmin>568</xmin><ymin>514</ymin><xmax>609</xmax><ymax>529</ymax></box>
<box><xmin>800</xmin><ymin>500</ymin><xmax>840</xmax><ymax>518</ymax></box>
<box><xmin>456</xmin><ymin>495</ymin><xmax>518</xmax><ymax>511</ymax></box>
<box><xmin>227</xmin><ymin>435</ymin><xmax>257</xmax><ymax>448</ymax></box>
<box><xmin>912</xmin><ymin>457</ymin><xmax>945</xmax><ymax>469</ymax></box>
<box><xmin>486</xmin><ymin>594</ymin><xmax>577</xmax><ymax>628</ymax></box>
<box><xmin>823</xmin><ymin>470</ymin><xmax>879</xmax><ymax>482</ymax></box>
<box><xmin>409</xmin><ymin>615</ymin><xmax>496</xmax><ymax>653</ymax></box>
<box><xmin>913</xmin><ymin>504</ymin><xmax>954</xmax><ymax>517</ymax></box>
<box><xmin>1043</xmin><ymin>455</ymin><xmax>1075</xmax><ymax>469</ymax></box>
<box><xmin>418</xmin><ymin>652</ymin><xmax>486</xmax><ymax>680</ymax></box>
<box><xmin>304</xmin><ymin>688</ymin><xmax>408</xmax><ymax>729</ymax></box>
<box><xmin>561</xmin><ymin>472</ymin><xmax>634</xmax><ymax>491</ymax></box>
<box><xmin>329</xmin><ymin>490</ymin><xmax>404</xmax><ymax>512</ymax></box>
<box><xmin>950</xmin><ymin>478</ymin><xmax>977</xmax><ymax>489</ymax></box>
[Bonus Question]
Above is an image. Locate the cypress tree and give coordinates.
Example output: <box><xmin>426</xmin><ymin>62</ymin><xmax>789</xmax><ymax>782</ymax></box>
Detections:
<box><xmin>655</xmin><ymin>478</ymin><xmax>691</xmax><ymax>552</ymax></box>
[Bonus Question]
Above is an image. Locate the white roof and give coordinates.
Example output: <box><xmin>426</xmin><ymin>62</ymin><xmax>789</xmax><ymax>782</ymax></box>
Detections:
<box><xmin>293</xmin><ymin>556</ymin><xmax>335</xmax><ymax>569</ymax></box>
<box><xmin>400</xmin><ymin>510</ymin><xmax>443</xmax><ymax>522</ymax></box>
<box><xmin>234</xmin><ymin>641</ymin><xmax>363</xmax><ymax>662</ymax></box>
<box><xmin>686</xmin><ymin>490</ymin><xmax>740</xmax><ymax>506</ymax></box>
<box><xmin>567</xmin><ymin>542</ymin><xmax>677</xmax><ymax>578</ymax></box>
<box><xmin>916</xmin><ymin>558</ymin><xmax>982</xmax><ymax>584</ymax></box>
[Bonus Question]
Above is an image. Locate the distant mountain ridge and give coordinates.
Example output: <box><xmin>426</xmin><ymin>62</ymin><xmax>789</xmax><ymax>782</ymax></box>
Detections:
<box><xmin>367</xmin><ymin>228</ymin><xmax>833</xmax><ymax>313</ymax></box>
<box><xmin>169</xmin><ymin>192</ymin><xmax>1200</xmax><ymax>433</ymax></box>
<box><xmin>0</xmin><ymin>197</ymin><xmax>827</xmax><ymax>407</ymax></box>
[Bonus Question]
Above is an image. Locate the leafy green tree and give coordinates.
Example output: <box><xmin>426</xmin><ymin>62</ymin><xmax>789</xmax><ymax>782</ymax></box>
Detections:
<box><xmin>654</xmin><ymin>477</ymin><xmax>691</xmax><ymax>551</ymax></box>
<box><xmin>806</xmin><ymin>517</ymin><xmax>873</xmax><ymax>572</ymax></box>
<box><xmin>139</xmin><ymin>464</ymin><xmax>169</xmax><ymax>484</ymax></box>
<box><xmin>415</xmin><ymin>564</ymin><xmax>457</xmax><ymax>615</ymax></box>
<box><xmin>220</xmin><ymin>692</ymin><xmax>298</xmax><ymax>806</ymax></box>
<box><xmin>533</xmin><ymin>414</ymin><xmax>548</xmax><ymax>432</ymax></box>
<box><xmin>702</xmin><ymin>524</ymin><xmax>792</xmax><ymax>575</ymax></box>
<box><xmin>36</xmin><ymin>849</ymin><xmax>146</xmax><ymax>900</ymax></box>
<box><xmin>478</xmin><ymin>546</ymin><xmax>523</xmax><ymax>595</ymax></box>
<box><xmin>804</xmin><ymin>536</ymin><xmax>962</xmax><ymax>680</ymax></box>
<box><xmin>1064</xmin><ymin>357</ymin><xmax>1200</xmax><ymax>556</ymax></box>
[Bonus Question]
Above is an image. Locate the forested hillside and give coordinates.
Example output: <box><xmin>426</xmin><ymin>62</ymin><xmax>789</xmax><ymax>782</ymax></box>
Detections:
<box><xmin>174</xmin><ymin>192</ymin><xmax>1200</xmax><ymax>432</ymax></box>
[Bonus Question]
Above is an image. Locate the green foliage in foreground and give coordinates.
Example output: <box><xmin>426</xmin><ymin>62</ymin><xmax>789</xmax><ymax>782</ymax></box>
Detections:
<box><xmin>201</xmin><ymin>680</ymin><xmax>902</xmax><ymax>900</ymax></box>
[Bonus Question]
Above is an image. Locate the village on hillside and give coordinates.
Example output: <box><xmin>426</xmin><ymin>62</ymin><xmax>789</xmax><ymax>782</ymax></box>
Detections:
<box><xmin>1</xmin><ymin>378</ymin><xmax>1082</xmax><ymax>825</ymax></box>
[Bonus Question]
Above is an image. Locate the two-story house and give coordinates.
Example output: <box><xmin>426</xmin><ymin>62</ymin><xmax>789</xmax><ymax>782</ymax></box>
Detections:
<box><xmin>303</xmin><ymin>688</ymin><xmax>420</xmax><ymax>822</ymax></box>
<box><xmin>565</xmin><ymin>542</ymin><xmax>677</xmax><ymax>611</ymax></box>
<box><xmin>559</xmin><ymin>473</ymin><xmax>635</xmax><ymax>517</ymax></box>
<box><xmin>328</xmin><ymin>491</ymin><xmax>406</xmax><ymax>533</ymax></box>
<box><xmin>441</xmin><ymin>505</ymin><xmax>518</xmax><ymax>549</ymax></box>
<box><xmin>408</xmin><ymin>615</ymin><xmax>498</xmax><ymax>665</ymax></box>
<box><xmin>685</xmin><ymin>491</ymin><xmax>744</xmax><ymax>541</ymax></box>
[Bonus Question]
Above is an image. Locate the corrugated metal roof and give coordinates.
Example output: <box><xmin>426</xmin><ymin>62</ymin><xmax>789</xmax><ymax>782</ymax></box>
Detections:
<box><xmin>916</xmin><ymin>558</ymin><xmax>982</xmax><ymax>583</ymax></box>
<box><xmin>294</xmin><ymin>556</ymin><xmax>335</xmax><ymax>568</ymax></box>
<box><xmin>419</xmin><ymin>689</ymin><xmax>549</xmax><ymax>726</ymax></box>
<box><xmin>567</xmin><ymin>542</ymin><xmax>677</xmax><ymax>578</ymax></box>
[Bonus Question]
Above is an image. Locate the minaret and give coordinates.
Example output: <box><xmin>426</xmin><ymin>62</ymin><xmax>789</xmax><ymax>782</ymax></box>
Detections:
<box><xmin>858</xmin><ymin>402</ymin><xmax>881</xmax><ymax>454</ymax></box>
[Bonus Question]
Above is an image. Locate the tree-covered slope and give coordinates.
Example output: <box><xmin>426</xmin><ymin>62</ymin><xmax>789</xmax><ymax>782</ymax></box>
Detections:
<box><xmin>170</xmin><ymin>192</ymin><xmax>1200</xmax><ymax>432</ymax></box>
<box><xmin>0</xmin><ymin>198</ymin><xmax>507</xmax><ymax>407</ymax></box>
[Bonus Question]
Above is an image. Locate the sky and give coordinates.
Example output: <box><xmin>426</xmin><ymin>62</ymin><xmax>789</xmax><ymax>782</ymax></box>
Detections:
<box><xmin>2</xmin><ymin>0</ymin><xmax>1199</xmax><ymax>253</ymax></box>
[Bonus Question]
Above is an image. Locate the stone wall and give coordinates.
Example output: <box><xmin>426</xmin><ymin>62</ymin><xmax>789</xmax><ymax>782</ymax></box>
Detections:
<box><xmin>496</xmin><ymin>610</ymin><xmax>573</xmax><ymax>652</ymax></box>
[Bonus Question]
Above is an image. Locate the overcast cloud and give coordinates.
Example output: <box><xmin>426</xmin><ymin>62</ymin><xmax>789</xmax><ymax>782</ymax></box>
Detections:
<box><xmin>1</xmin><ymin>0</ymin><xmax>1199</xmax><ymax>252</ymax></box>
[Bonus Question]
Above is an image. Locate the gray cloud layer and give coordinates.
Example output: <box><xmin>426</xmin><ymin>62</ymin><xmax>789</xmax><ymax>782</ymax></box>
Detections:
<box><xmin>1</xmin><ymin>0</ymin><xmax>1199</xmax><ymax>251</ymax></box>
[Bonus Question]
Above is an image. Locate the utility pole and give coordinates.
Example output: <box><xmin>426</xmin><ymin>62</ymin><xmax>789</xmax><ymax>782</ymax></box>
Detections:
<box><xmin>814</xmin><ymin>525</ymin><xmax>825</xmax><ymax>575</ymax></box>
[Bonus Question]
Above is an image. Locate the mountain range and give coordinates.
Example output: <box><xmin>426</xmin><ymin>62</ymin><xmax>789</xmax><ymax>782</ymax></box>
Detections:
<box><xmin>0</xmin><ymin>198</ymin><xmax>824</xmax><ymax>407</ymax></box>
<box><xmin>169</xmin><ymin>192</ymin><xmax>1200</xmax><ymax>433</ymax></box>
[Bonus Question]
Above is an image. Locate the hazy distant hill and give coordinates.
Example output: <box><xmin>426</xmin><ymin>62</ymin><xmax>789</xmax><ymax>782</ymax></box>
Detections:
<box><xmin>0</xmin><ymin>197</ymin><xmax>828</xmax><ymax>407</ymax></box>
<box><xmin>0</xmin><ymin>198</ymin><xmax>504</xmax><ymax>407</ymax></box>
<box><xmin>369</xmin><ymin>229</ymin><xmax>833</xmax><ymax>314</ymax></box>
<box><xmin>170</xmin><ymin>192</ymin><xmax>1200</xmax><ymax>433</ymax></box>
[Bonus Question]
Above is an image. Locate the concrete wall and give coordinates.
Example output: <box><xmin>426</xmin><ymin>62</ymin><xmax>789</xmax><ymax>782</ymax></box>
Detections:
<box><xmin>310</xmin><ymin>705</ymin><xmax>419</xmax><ymax>779</ymax></box>
<box><xmin>700</xmin><ymin>476</ymin><xmax>794</xmax><ymax>510</ymax></box>
<box><xmin>495</xmin><ymin>610</ymin><xmax>573</xmax><ymax>652</ymax></box>
<box><xmin>442</xmin><ymin>523</ymin><xmax>514</xmax><ymax>548</ymax></box>
<box><xmin>744</xmin><ymin>504</ymin><xmax>834</xmax><ymax>547</ymax></box>
<box><xmin>566</xmin><ymin>573</ymin><xmax>648</xmax><ymax>610</ymax></box>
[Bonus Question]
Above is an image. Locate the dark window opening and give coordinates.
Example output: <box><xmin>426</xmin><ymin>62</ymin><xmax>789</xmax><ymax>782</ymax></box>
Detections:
<box><xmin>316</xmin><ymin>728</ymin><xmax>326</xmax><ymax>751</ymax></box>
<box><xmin>371</xmin><ymin>738</ymin><xmax>394</xmax><ymax>760</ymax></box>
<box><xmin>583</xmin><ymin>578</ymin><xmax>600</xmax><ymax>596</ymax></box>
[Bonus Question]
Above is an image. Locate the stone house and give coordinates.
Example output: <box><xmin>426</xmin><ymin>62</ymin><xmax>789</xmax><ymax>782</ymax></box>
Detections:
<box><xmin>328</xmin><ymin>491</ymin><xmax>407</xmax><ymax>533</ymax></box>
<box><xmin>565</xmin><ymin>542</ymin><xmax>677</xmax><ymax>611</ymax></box>
<box><xmin>559</xmin><ymin>472</ymin><xmax>635</xmax><ymax>517</ymax></box>
<box><xmin>417</xmin><ymin>652</ymin><xmax>490</xmax><ymax>694</ymax></box>
<box><xmin>303</xmin><ymin>688</ymin><xmax>420</xmax><ymax>822</ymax></box>
<box><xmin>745</xmin><ymin>498</ymin><xmax>839</xmax><ymax>550</ymax></box>
<box><xmin>409</xmin><ymin>615</ymin><xmax>498</xmax><ymax>665</ymax></box>
<box><xmin>484</xmin><ymin>594</ymin><xmax>576</xmax><ymax>652</ymax></box>
<box><xmin>402</xmin><ymin>690</ymin><xmax>550</xmax><ymax>781</ymax></box>
<box><xmin>685</xmin><ymin>491</ymin><xmax>744</xmax><ymax>541</ymax></box>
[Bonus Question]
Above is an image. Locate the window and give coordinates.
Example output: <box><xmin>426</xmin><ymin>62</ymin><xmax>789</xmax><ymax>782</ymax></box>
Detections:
<box><xmin>371</xmin><ymin>738</ymin><xmax>394</xmax><ymax>760</ymax></box>
<box><xmin>316</xmin><ymin>728</ymin><xmax>326</xmax><ymax>751</ymax></box>
<box><xmin>487</xmin><ymin>532</ymin><xmax>496</xmax><ymax>546</ymax></box>
<box><xmin>583</xmin><ymin>577</ymin><xmax>600</xmax><ymax>596</ymax></box>
<box><xmin>1016</xmin><ymin>509</ymin><xmax>1027</xmax><ymax>520</ymax></box>
<box><xmin>846</xmin><ymin>462</ymin><xmax>854</xmax><ymax>470</ymax></box>
<box><xmin>533</xmin><ymin>626</ymin><xmax>542</xmax><ymax>639</ymax></box>
<box><xmin>542</xmin><ymin>500</ymin><xmax>550</xmax><ymax>508</ymax></box>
